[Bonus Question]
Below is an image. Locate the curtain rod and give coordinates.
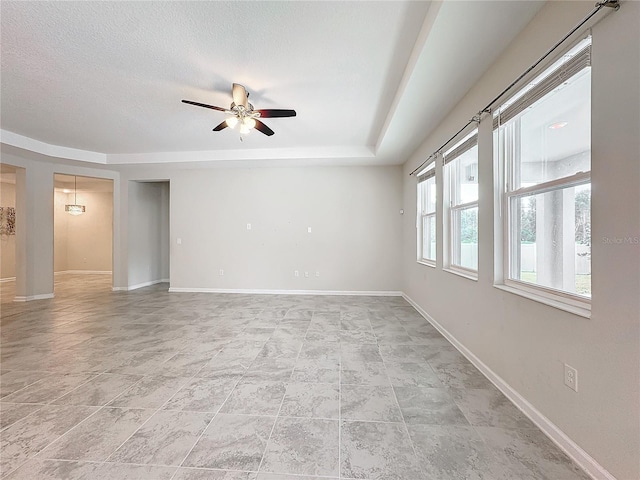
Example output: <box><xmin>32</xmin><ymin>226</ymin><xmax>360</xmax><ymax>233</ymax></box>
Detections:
<box><xmin>409</xmin><ymin>0</ymin><xmax>620</xmax><ymax>177</ymax></box>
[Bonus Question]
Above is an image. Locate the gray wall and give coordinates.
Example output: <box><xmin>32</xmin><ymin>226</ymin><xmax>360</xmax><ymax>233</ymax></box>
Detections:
<box><xmin>168</xmin><ymin>165</ymin><xmax>402</xmax><ymax>292</ymax></box>
<box><xmin>401</xmin><ymin>2</ymin><xmax>639</xmax><ymax>479</ymax></box>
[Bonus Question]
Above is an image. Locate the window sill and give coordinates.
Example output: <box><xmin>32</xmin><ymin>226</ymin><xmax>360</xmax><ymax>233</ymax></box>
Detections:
<box><xmin>417</xmin><ymin>260</ymin><xmax>436</xmax><ymax>268</ymax></box>
<box><xmin>443</xmin><ymin>267</ymin><xmax>478</xmax><ymax>281</ymax></box>
<box><xmin>494</xmin><ymin>284</ymin><xmax>591</xmax><ymax>318</ymax></box>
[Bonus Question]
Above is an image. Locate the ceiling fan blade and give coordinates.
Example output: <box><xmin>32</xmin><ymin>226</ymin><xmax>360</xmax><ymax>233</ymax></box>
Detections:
<box><xmin>255</xmin><ymin>109</ymin><xmax>297</xmax><ymax>118</ymax></box>
<box><xmin>182</xmin><ymin>100</ymin><xmax>227</xmax><ymax>112</ymax></box>
<box><xmin>232</xmin><ymin>83</ymin><xmax>248</xmax><ymax>109</ymax></box>
<box><xmin>254</xmin><ymin>120</ymin><xmax>275</xmax><ymax>136</ymax></box>
<box><xmin>212</xmin><ymin>120</ymin><xmax>228</xmax><ymax>131</ymax></box>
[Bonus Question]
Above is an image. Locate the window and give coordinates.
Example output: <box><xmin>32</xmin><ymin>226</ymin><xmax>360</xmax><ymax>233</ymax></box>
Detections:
<box><xmin>417</xmin><ymin>163</ymin><xmax>436</xmax><ymax>264</ymax></box>
<box><xmin>496</xmin><ymin>38</ymin><xmax>591</xmax><ymax>302</ymax></box>
<box><xmin>444</xmin><ymin>131</ymin><xmax>478</xmax><ymax>275</ymax></box>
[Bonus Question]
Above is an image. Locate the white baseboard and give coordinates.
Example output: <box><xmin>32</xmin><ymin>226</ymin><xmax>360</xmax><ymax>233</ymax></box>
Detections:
<box><xmin>0</xmin><ymin>276</ymin><xmax>16</xmax><ymax>283</ymax></box>
<box><xmin>55</xmin><ymin>270</ymin><xmax>112</xmax><ymax>275</ymax></box>
<box><xmin>112</xmin><ymin>279</ymin><xmax>168</xmax><ymax>292</ymax></box>
<box><xmin>401</xmin><ymin>293</ymin><xmax>616</xmax><ymax>480</ymax></box>
<box><xmin>168</xmin><ymin>287</ymin><xmax>403</xmax><ymax>296</ymax></box>
<box><xmin>13</xmin><ymin>293</ymin><xmax>55</xmax><ymax>302</ymax></box>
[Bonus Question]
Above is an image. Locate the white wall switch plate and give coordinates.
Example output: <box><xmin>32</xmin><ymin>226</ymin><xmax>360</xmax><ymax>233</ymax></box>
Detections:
<box><xmin>177</xmin><ymin>238</ymin><xmax>182</xmax><ymax>245</ymax></box>
<box><xmin>294</xmin><ymin>270</ymin><xmax>299</xmax><ymax>277</ymax></box>
<box><xmin>246</xmin><ymin>223</ymin><xmax>251</xmax><ymax>230</ymax></box>
<box><xmin>564</xmin><ymin>364</ymin><xmax>578</xmax><ymax>392</ymax></box>
<box><xmin>307</xmin><ymin>227</ymin><xmax>312</xmax><ymax>233</ymax></box>
<box><xmin>219</xmin><ymin>269</ymin><xmax>224</xmax><ymax>276</ymax></box>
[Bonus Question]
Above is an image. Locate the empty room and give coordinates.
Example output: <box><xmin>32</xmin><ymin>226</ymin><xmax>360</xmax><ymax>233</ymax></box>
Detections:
<box><xmin>0</xmin><ymin>1</ymin><xmax>638</xmax><ymax>480</ymax></box>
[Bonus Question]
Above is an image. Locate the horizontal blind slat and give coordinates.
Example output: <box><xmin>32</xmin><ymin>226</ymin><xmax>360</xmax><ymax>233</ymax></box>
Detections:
<box><xmin>443</xmin><ymin>134</ymin><xmax>478</xmax><ymax>165</ymax></box>
<box><xmin>417</xmin><ymin>168</ymin><xmax>436</xmax><ymax>183</ymax></box>
<box><xmin>494</xmin><ymin>44</ymin><xmax>591</xmax><ymax>130</ymax></box>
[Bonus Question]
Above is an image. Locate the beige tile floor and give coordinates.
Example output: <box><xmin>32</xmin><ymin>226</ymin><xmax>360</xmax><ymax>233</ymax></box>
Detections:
<box><xmin>0</xmin><ymin>274</ymin><xmax>591</xmax><ymax>479</ymax></box>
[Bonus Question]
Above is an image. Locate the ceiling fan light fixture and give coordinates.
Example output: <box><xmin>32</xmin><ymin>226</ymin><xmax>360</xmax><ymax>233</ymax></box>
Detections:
<box><xmin>182</xmin><ymin>83</ymin><xmax>295</xmax><ymax>138</ymax></box>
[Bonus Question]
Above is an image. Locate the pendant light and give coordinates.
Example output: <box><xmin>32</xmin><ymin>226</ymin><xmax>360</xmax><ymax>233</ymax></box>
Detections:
<box><xmin>65</xmin><ymin>176</ymin><xmax>85</xmax><ymax>215</ymax></box>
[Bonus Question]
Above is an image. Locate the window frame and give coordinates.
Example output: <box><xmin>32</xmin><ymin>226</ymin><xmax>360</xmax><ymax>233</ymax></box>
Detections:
<box><xmin>444</xmin><ymin>131</ymin><xmax>479</xmax><ymax>278</ymax></box>
<box><xmin>417</xmin><ymin>164</ymin><xmax>436</xmax><ymax>266</ymax></box>
<box><xmin>495</xmin><ymin>37</ymin><xmax>592</xmax><ymax>313</ymax></box>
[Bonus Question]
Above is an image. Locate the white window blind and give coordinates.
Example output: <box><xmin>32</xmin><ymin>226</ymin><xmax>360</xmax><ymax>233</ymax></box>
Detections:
<box><xmin>443</xmin><ymin>134</ymin><xmax>478</xmax><ymax>166</ymax></box>
<box><xmin>493</xmin><ymin>42</ymin><xmax>591</xmax><ymax>129</ymax></box>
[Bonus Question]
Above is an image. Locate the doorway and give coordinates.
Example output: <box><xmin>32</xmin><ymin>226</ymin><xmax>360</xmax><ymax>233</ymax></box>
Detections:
<box><xmin>0</xmin><ymin>164</ymin><xmax>18</xmax><ymax>304</ymax></box>
<box><xmin>127</xmin><ymin>180</ymin><xmax>170</xmax><ymax>289</ymax></box>
<box><xmin>53</xmin><ymin>174</ymin><xmax>114</xmax><ymax>294</ymax></box>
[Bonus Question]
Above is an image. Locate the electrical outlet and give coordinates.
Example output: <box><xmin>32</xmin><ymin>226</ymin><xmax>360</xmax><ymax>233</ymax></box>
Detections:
<box><xmin>219</xmin><ymin>269</ymin><xmax>224</xmax><ymax>276</ymax></box>
<box><xmin>246</xmin><ymin>223</ymin><xmax>251</xmax><ymax>230</ymax></box>
<box><xmin>294</xmin><ymin>270</ymin><xmax>299</xmax><ymax>277</ymax></box>
<box><xmin>315</xmin><ymin>271</ymin><xmax>320</xmax><ymax>277</ymax></box>
<box><xmin>307</xmin><ymin>227</ymin><xmax>312</xmax><ymax>233</ymax></box>
<box><xmin>564</xmin><ymin>364</ymin><xmax>578</xmax><ymax>392</ymax></box>
<box><xmin>304</xmin><ymin>271</ymin><xmax>309</xmax><ymax>278</ymax></box>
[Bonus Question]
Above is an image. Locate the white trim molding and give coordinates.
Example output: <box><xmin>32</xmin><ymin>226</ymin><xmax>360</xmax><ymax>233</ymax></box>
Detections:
<box><xmin>13</xmin><ymin>293</ymin><xmax>55</xmax><ymax>302</ymax></box>
<box><xmin>54</xmin><ymin>270</ymin><xmax>113</xmax><ymax>275</ymax></box>
<box><xmin>402</xmin><ymin>293</ymin><xmax>617</xmax><ymax>480</ymax></box>
<box><xmin>168</xmin><ymin>287</ymin><xmax>403</xmax><ymax>297</ymax></box>
<box><xmin>112</xmin><ymin>279</ymin><xmax>168</xmax><ymax>292</ymax></box>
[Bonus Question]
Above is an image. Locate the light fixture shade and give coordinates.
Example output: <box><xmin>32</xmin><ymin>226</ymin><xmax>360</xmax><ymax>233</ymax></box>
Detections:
<box><xmin>65</xmin><ymin>204</ymin><xmax>86</xmax><ymax>215</ymax></box>
<box><xmin>244</xmin><ymin>117</ymin><xmax>256</xmax><ymax>129</ymax></box>
<box><xmin>226</xmin><ymin>117</ymin><xmax>239</xmax><ymax>128</ymax></box>
<box><xmin>65</xmin><ymin>175</ymin><xmax>86</xmax><ymax>215</ymax></box>
<box><xmin>239</xmin><ymin>123</ymin><xmax>250</xmax><ymax>134</ymax></box>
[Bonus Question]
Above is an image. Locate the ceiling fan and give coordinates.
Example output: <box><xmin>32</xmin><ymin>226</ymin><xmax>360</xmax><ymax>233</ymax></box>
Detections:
<box><xmin>182</xmin><ymin>83</ymin><xmax>296</xmax><ymax>137</ymax></box>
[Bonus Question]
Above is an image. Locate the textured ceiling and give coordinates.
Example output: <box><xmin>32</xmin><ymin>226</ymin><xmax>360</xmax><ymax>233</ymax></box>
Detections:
<box><xmin>0</xmin><ymin>1</ymin><xmax>545</xmax><ymax>166</ymax></box>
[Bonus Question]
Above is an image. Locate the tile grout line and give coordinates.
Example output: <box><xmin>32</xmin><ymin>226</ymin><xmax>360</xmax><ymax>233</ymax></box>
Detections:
<box><xmin>99</xmin><ymin>352</ymin><xmax>224</xmax><ymax>469</ymax></box>
<box><xmin>2</xmin><ymin>402</ymin><xmax>106</xmax><ymax>478</ymax></box>
<box><xmin>1</xmin><ymin>372</ymin><xmax>96</xmax><ymax>406</ymax></box>
<box><xmin>387</xmin><ymin>375</ymin><xmax>431</xmax><ymax>478</ymax></box>
<box><xmin>338</xmin><ymin>312</ymin><xmax>343</xmax><ymax>480</ymax></box>
<box><xmin>393</xmin><ymin>316</ymin><xmax>474</xmax><ymax>479</ymax></box>
<box><xmin>168</xmin><ymin>313</ymin><xmax>276</xmax><ymax>480</ymax></box>
<box><xmin>0</xmin><ymin>370</ymin><xmax>55</xmax><ymax>401</ymax></box>
<box><xmin>254</xmin><ymin>310</ymin><xmax>309</xmax><ymax>476</ymax></box>
<box><xmin>15</xmin><ymin>368</ymin><xmax>182</xmax><ymax>474</ymax></box>
<box><xmin>377</xmin><ymin>311</ymin><xmax>431</xmax><ymax>479</ymax></box>
<box><xmin>0</xmin><ymin>403</ymin><xmax>48</xmax><ymax>434</ymax></box>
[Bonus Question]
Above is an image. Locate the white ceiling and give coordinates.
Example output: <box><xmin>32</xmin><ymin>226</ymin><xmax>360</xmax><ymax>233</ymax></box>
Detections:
<box><xmin>0</xmin><ymin>1</ymin><xmax>545</xmax><ymax>167</ymax></box>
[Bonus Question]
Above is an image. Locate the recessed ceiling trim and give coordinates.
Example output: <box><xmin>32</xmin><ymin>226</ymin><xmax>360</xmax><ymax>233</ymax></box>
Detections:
<box><xmin>107</xmin><ymin>146</ymin><xmax>375</xmax><ymax>165</ymax></box>
<box><xmin>374</xmin><ymin>1</ymin><xmax>442</xmax><ymax>154</ymax></box>
<box><xmin>1</xmin><ymin>129</ymin><xmax>375</xmax><ymax>166</ymax></box>
<box><xmin>1</xmin><ymin>130</ymin><xmax>107</xmax><ymax>164</ymax></box>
